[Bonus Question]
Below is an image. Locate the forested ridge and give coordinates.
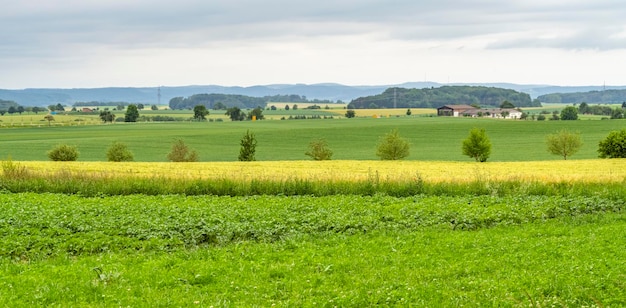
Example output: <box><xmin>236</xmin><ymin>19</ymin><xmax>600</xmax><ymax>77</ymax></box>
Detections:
<box><xmin>169</xmin><ymin>94</ymin><xmax>336</xmax><ymax>110</ymax></box>
<box><xmin>537</xmin><ymin>89</ymin><xmax>626</xmax><ymax>104</ymax></box>
<box><xmin>348</xmin><ymin>86</ymin><xmax>537</xmax><ymax>109</ymax></box>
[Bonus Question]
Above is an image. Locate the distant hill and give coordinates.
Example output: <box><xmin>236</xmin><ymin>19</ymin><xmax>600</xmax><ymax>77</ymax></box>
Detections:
<box><xmin>348</xmin><ymin>86</ymin><xmax>537</xmax><ymax>109</ymax></box>
<box><xmin>2</xmin><ymin>83</ymin><xmax>626</xmax><ymax>107</ymax></box>
<box><xmin>537</xmin><ymin>89</ymin><xmax>626</xmax><ymax>104</ymax></box>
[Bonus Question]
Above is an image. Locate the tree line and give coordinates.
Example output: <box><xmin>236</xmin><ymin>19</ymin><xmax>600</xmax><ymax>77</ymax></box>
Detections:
<box><xmin>169</xmin><ymin>94</ymin><xmax>338</xmax><ymax>110</ymax></box>
<box><xmin>538</xmin><ymin>89</ymin><xmax>626</xmax><ymax>104</ymax></box>
<box><xmin>348</xmin><ymin>86</ymin><xmax>538</xmax><ymax>109</ymax></box>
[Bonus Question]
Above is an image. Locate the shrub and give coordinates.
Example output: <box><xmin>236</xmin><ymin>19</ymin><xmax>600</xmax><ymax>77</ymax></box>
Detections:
<box><xmin>106</xmin><ymin>142</ymin><xmax>134</xmax><ymax>162</ymax></box>
<box><xmin>239</xmin><ymin>130</ymin><xmax>257</xmax><ymax>161</ymax></box>
<box><xmin>462</xmin><ymin>128</ymin><xmax>491</xmax><ymax>162</ymax></box>
<box><xmin>167</xmin><ymin>139</ymin><xmax>198</xmax><ymax>162</ymax></box>
<box><xmin>47</xmin><ymin>144</ymin><xmax>79</xmax><ymax>161</ymax></box>
<box><xmin>305</xmin><ymin>139</ymin><xmax>333</xmax><ymax>160</ymax></box>
<box><xmin>376</xmin><ymin>129</ymin><xmax>410</xmax><ymax>160</ymax></box>
<box><xmin>598</xmin><ymin>129</ymin><xmax>626</xmax><ymax>158</ymax></box>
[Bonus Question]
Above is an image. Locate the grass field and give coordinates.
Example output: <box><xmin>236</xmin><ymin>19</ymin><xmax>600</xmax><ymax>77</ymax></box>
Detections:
<box><xmin>1</xmin><ymin>111</ymin><xmax>625</xmax><ymax>306</ymax></box>
<box><xmin>2</xmin><ymin>116</ymin><xmax>624</xmax><ymax>162</ymax></box>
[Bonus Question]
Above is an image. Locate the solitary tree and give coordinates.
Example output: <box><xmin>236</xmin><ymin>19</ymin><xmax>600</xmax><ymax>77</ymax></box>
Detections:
<box><xmin>598</xmin><ymin>129</ymin><xmax>626</xmax><ymax>158</ymax></box>
<box><xmin>106</xmin><ymin>141</ymin><xmax>134</xmax><ymax>162</ymax></box>
<box><xmin>560</xmin><ymin>106</ymin><xmax>578</xmax><ymax>120</ymax></box>
<box><xmin>305</xmin><ymin>138</ymin><xmax>333</xmax><ymax>160</ymax></box>
<box><xmin>43</xmin><ymin>114</ymin><xmax>55</xmax><ymax>126</ymax></box>
<box><xmin>167</xmin><ymin>139</ymin><xmax>198</xmax><ymax>162</ymax></box>
<box><xmin>124</xmin><ymin>104</ymin><xmax>139</xmax><ymax>122</ymax></box>
<box><xmin>462</xmin><ymin>128</ymin><xmax>491</xmax><ymax>162</ymax></box>
<box><xmin>376</xmin><ymin>129</ymin><xmax>410</xmax><ymax>160</ymax></box>
<box><xmin>406</xmin><ymin>108</ymin><xmax>412</xmax><ymax>116</ymax></box>
<box><xmin>151</xmin><ymin>104</ymin><xmax>159</xmax><ymax>110</ymax></box>
<box><xmin>239</xmin><ymin>130</ymin><xmax>257</xmax><ymax>161</ymax></box>
<box><xmin>545</xmin><ymin>129</ymin><xmax>582</xmax><ymax>160</ymax></box>
<box><xmin>345</xmin><ymin>109</ymin><xmax>356</xmax><ymax>118</ymax></box>
<box><xmin>193</xmin><ymin>105</ymin><xmax>209</xmax><ymax>120</ymax></box>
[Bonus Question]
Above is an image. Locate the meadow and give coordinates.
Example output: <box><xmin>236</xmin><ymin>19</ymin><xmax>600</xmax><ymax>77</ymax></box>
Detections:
<box><xmin>1</xmin><ymin>116</ymin><xmax>624</xmax><ymax>162</ymax></box>
<box><xmin>1</xmin><ymin>110</ymin><xmax>625</xmax><ymax>306</ymax></box>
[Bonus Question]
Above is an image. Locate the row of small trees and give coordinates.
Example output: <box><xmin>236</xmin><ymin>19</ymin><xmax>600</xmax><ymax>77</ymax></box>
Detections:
<box><xmin>44</xmin><ymin>128</ymin><xmax>626</xmax><ymax>162</ymax></box>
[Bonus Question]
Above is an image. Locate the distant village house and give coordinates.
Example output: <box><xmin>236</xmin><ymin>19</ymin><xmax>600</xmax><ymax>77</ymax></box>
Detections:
<box><xmin>437</xmin><ymin>105</ymin><xmax>522</xmax><ymax>119</ymax></box>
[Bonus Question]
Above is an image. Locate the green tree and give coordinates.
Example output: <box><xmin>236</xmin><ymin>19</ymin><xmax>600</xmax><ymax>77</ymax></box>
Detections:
<box><xmin>305</xmin><ymin>139</ymin><xmax>333</xmax><ymax>160</ymax></box>
<box><xmin>578</xmin><ymin>102</ymin><xmax>590</xmax><ymax>114</ymax></box>
<box><xmin>598</xmin><ymin>129</ymin><xmax>626</xmax><ymax>158</ymax></box>
<box><xmin>124</xmin><ymin>104</ymin><xmax>139</xmax><ymax>122</ymax></box>
<box><xmin>610</xmin><ymin>107</ymin><xmax>624</xmax><ymax>119</ymax></box>
<box><xmin>406</xmin><ymin>108</ymin><xmax>412</xmax><ymax>116</ymax></box>
<box><xmin>376</xmin><ymin>129</ymin><xmax>410</xmax><ymax>160</ymax></box>
<box><xmin>546</xmin><ymin>129</ymin><xmax>582</xmax><ymax>160</ymax></box>
<box><xmin>560</xmin><ymin>106</ymin><xmax>578</xmax><ymax>120</ymax></box>
<box><xmin>7</xmin><ymin>106</ymin><xmax>16</xmax><ymax>114</ymax></box>
<box><xmin>225</xmin><ymin>107</ymin><xmax>246</xmax><ymax>121</ymax></box>
<box><xmin>462</xmin><ymin>128</ymin><xmax>491</xmax><ymax>162</ymax></box>
<box><xmin>167</xmin><ymin>139</ymin><xmax>198</xmax><ymax>162</ymax></box>
<box><xmin>239</xmin><ymin>130</ymin><xmax>257</xmax><ymax>161</ymax></box>
<box><xmin>106</xmin><ymin>142</ymin><xmax>134</xmax><ymax>162</ymax></box>
<box><xmin>213</xmin><ymin>102</ymin><xmax>227</xmax><ymax>110</ymax></box>
<box><xmin>47</xmin><ymin>144</ymin><xmax>79</xmax><ymax>161</ymax></box>
<box><xmin>193</xmin><ymin>105</ymin><xmax>209</xmax><ymax>120</ymax></box>
<box><xmin>100</xmin><ymin>111</ymin><xmax>115</xmax><ymax>123</ymax></box>
<box><xmin>345</xmin><ymin>109</ymin><xmax>356</xmax><ymax>118</ymax></box>
<box><xmin>56</xmin><ymin>103</ymin><xmax>65</xmax><ymax>112</ymax></box>
<box><xmin>292</xmin><ymin>104</ymin><xmax>298</xmax><ymax>110</ymax></box>
<box><xmin>151</xmin><ymin>105</ymin><xmax>158</xmax><ymax>110</ymax></box>
<box><xmin>500</xmin><ymin>100</ymin><xmax>515</xmax><ymax>108</ymax></box>
<box><xmin>247</xmin><ymin>107</ymin><xmax>264</xmax><ymax>120</ymax></box>
<box><xmin>137</xmin><ymin>103</ymin><xmax>144</xmax><ymax>110</ymax></box>
<box><xmin>17</xmin><ymin>106</ymin><xmax>24</xmax><ymax>114</ymax></box>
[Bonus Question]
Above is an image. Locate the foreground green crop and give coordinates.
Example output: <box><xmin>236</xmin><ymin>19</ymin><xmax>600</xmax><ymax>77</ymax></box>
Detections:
<box><xmin>0</xmin><ymin>193</ymin><xmax>624</xmax><ymax>306</ymax></box>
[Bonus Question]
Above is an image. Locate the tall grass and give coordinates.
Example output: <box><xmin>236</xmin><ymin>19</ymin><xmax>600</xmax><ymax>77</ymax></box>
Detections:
<box><xmin>2</xmin><ymin>161</ymin><xmax>624</xmax><ymax>198</ymax></box>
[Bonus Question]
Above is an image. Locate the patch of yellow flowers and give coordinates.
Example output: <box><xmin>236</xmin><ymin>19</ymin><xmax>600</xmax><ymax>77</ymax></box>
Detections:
<box><xmin>13</xmin><ymin>159</ymin><xmax>626</xmax><ymax>183</ymax></box>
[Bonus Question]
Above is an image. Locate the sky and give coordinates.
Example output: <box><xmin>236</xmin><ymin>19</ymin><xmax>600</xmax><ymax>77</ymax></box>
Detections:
<box><xmin>2</xmin><ymin>0</ymin><xmax>626</xmax><ymax>89</ymax></box>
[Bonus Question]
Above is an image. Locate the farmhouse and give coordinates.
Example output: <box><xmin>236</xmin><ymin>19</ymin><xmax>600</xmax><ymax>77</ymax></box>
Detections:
<box><xmin>437</xmin><ymin>105</ymin><xmax>522</xmax><ymax>119</ymax></box>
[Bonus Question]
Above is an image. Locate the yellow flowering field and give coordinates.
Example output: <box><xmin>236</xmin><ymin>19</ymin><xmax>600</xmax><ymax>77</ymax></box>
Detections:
<box><xmin>15</xmin><ymin>159</ymin><xmax>626</xmax><ymax>183</ymax></box>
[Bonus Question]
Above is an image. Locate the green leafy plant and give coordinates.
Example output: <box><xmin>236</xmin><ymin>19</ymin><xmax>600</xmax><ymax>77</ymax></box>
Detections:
<box><xmin>167</xmin><ymin>139</ymin><xmax>198</xmax><ymax>162</ymax></box>
<box><xmin>598</xmin><ymin>129</ymin><xmax>626</xmax><ymax>158</ymax></box>
<box><xmin>106</xmin><ymin>141</ymin><xmax>134</xmax><ymax>162</ymax></box>
<box><xmin>305</xmin><ymin>139</ymin><xmax>333</xmax><ymax>160</ymax></box>
<box><xmin>376</xmin><ymin>129</ymin><xmax>410</xmax><ymax>160</ymax></box>
<box><xmin>462</xmin><ymin>128</ymin><xmax>491</xmax><ymax>162</ymax></box>
<box><xmin>239</xmin><ymin>130</ymin><xmax>257</xmax><ymax>161</ymax></box>
<box><xmin>546</xmin><ymin>129</ymin><xmax>582</xmax><ymax>160</ymax></box>
<box><xmin>47</xmin><ymin>144</ymin><xmax>79</xmax><ymax>161</ymax></box>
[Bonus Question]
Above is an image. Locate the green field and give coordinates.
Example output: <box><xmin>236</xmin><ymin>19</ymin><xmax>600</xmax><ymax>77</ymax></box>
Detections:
<box><xmin>1</xmin><ymin>193</ymin><xmax>624</xmax><ymax>306</ymax></box>
<box><xmin>1</xmin><ymin>112</ymin><xmax>625</xmax><ymax>306</ymax></box>
<box><xmin>2</xmin><ymin>116</ymin><xmax>624</xmax><ymax>162</ymax></box>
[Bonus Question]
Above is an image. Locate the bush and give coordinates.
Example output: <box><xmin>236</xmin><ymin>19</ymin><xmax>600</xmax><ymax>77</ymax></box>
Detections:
<box><xmin>376</xmin><ymin>129</ymin><xmax>410</xmax><ymax>160</ymax></box>
<box><xmin>106</xmin><ymin>142</ymin><xmax>134</xmax><ymax>162</ymax></box>
<box><xmin>598</xmin><ymin>129</ymin><xmax>626</xmax><ymax>158</ymax></box>
<box><xmin>167</xmin><ymin>139</ymin><xmax>198</xmax><ymax>162</ymax></box>
<box><xmin>305</xmin><ymin>139</ymin><xmax>333</xmax><ymax>160</ymax></box>
<box><xmin>47</xmin><ymin>144</ymin><xmax>79</xmax><ymax>161</ymax></box>
<box><xmin>462</xmin><ymin>128</ymin><xmax>491</xmax><ymax>162</ymax></box>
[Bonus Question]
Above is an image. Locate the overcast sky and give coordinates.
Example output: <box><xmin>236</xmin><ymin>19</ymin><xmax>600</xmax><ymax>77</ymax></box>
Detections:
<box><xmin>2</xmin><ymin>0</ymin><xmax>626</xmax><ymax>89</ymax></box>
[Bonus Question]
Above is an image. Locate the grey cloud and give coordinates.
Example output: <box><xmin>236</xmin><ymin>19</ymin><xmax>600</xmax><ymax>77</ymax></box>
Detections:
<box><xmin>2</xmin><ymin>0</ymin><xmax>626</xmax><ymax>58</ymax></box>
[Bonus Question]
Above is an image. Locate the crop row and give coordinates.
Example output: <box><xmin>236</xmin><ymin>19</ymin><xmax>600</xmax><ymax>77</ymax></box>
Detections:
<box><xmin>1</xmin><ymin>192</ymin><xmax>622</xmax><ymax>259</ymax></box>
